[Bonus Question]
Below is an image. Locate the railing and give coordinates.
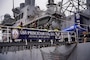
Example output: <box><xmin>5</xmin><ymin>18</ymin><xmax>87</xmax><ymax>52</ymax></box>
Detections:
<box><xmin>78</xmin><ymin>32</ymin><xmax>90</xmax><ymax>43</ymax></box>
<box><xmin>0</xmin><ymin>25</ymin><xmax>77</xmax><ymax>45</ymax></box>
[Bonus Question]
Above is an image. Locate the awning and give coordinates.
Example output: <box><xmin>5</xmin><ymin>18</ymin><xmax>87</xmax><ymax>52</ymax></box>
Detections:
<box><xmin>63</xmin><ymin>25</ymin><xmax>87</xmax><ymax>32</ymax></box>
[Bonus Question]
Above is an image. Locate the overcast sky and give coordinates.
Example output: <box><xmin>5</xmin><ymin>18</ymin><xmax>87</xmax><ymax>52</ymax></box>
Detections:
<box><xmin>0</xmin><ymin>0</ymin><xmax>60</xmax><ymax>18</ymax></box>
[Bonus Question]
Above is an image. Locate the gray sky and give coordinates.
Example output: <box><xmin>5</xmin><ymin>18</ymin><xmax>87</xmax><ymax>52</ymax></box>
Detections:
<box><xmin>0</xmin><ymin>0</ymin><xmax>60</xmax><ymax>18</ymax></box>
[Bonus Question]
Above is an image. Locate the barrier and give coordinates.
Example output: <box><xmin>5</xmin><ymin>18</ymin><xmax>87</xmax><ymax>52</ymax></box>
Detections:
<box><xmin>0</xmin><ymin>25</ymin><xmax>76</xmax><ymax>44</ymax></box>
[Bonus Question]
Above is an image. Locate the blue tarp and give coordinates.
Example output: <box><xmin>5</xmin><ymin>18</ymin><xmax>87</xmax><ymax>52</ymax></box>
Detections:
<box><xmin>63</xmin><ymin>12</ymin><xmax>87</xmax><ymax>32</ymax></box>
<box><xmin>63</xmin><ymin>25</ymin><xmax>87</xmax><ymax>32</ymax></box>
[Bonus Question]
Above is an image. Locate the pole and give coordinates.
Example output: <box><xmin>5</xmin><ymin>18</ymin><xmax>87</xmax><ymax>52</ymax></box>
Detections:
<box><xmin>78</xmin><ymin>0</ymin><xmax>80</xmax><ymax>12</ymax></box>
<box><xmin>68</xmin><ymin>32</ymin><xmax>71</xmax><ymax>43</ymax></box>
<box><xmin>7</xmin><ymin>27</ymin><xmax>9</xmax><ymax>42</ymax></box>
<box><xmin>13</xmin><ymin>0</ymin><xmax>15</xmax><ymax>18</ymax></box>
<box><xmin>76</xmin><ymin>28</ymin><xmax>78</xmax><ymax>42</ymax></box>
<box><xmin>60</xmin><ymin>0</ymin><xmax>63</xmax><ymax>14</ymax></box>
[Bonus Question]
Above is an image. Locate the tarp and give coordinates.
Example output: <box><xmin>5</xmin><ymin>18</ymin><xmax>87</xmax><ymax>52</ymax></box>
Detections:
<box><xmin>63</xmin><ymin>25</ymin><xmax>87</xmax><ymax>32</ymax></box>
<box><xmin>63</xmin><ymin>13</ymin><xmax>87</xmax><ymax>32</ymax></box>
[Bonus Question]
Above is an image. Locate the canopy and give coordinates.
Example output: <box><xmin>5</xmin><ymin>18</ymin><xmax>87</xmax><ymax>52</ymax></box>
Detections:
<box><xmin>63</xmin><ymin>25</ymin><xmax>87</xmax><ymax>32</ymax></box>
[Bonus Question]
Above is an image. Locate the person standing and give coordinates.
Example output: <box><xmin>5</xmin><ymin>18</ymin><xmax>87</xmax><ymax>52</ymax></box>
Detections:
<box><xmin>83</xmin><ymin>31</ymin><xmax>88</xmax><ymax>43</ymax></box>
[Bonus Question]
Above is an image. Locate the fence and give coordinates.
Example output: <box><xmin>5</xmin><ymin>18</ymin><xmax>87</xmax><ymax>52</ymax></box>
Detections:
<box><xmin>0</xmin><ymin>25</ymin><xmax>77</xmax><ymax>44</ymax></box>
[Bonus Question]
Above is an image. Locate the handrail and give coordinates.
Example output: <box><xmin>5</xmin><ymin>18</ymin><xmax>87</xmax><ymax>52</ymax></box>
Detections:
<box><xmin>0</xmin><ymin>26</ymin><xmax>77</xmax><ymax>44</ymax></box>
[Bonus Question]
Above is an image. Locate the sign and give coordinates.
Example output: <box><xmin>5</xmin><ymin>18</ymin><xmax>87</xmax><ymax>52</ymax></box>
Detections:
<box><xmin>11</xmin><ymin>29</ymin><xmax>61</xmax><ymax>40</ymax></box>
<box><xmin>75</xmin><ymin>13</ymin><xmax>80</xmax><ymax>27</ymax></box>
<box><xmin>12</xmin><ymin>29</ymin><xmax>19</xmax><ymax>39</ymax></box>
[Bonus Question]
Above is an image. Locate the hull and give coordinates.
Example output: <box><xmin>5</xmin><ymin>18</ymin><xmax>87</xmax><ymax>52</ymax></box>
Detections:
<box><xmin>0</xmin><ymin>42</ymin><xmax>90</xmax><ymax>60</ymax></box>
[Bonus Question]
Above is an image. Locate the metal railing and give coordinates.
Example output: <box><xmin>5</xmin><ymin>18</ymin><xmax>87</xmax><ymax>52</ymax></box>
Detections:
<box><xmin>0</xmin><ymin>25</ymin><xmax>77</xmax><ymax>45</ymax></box>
